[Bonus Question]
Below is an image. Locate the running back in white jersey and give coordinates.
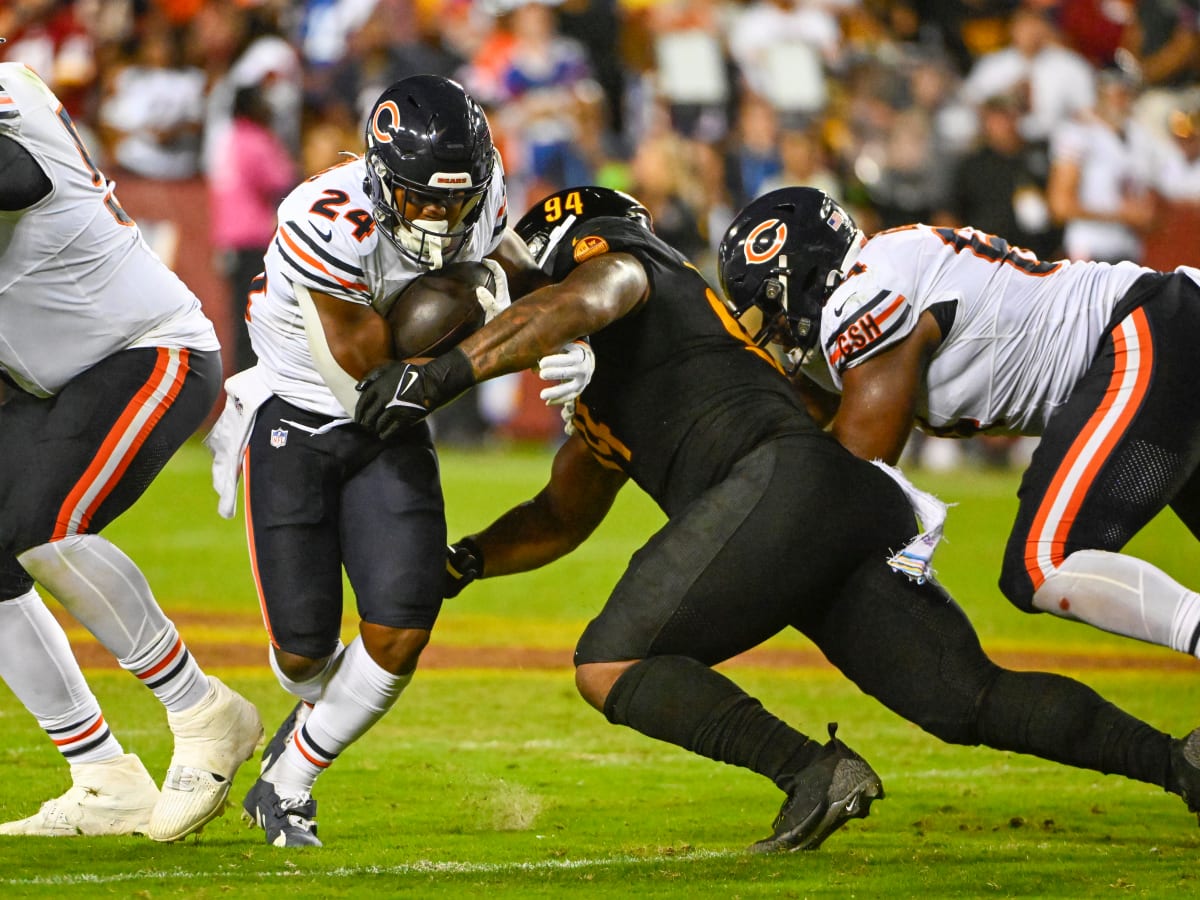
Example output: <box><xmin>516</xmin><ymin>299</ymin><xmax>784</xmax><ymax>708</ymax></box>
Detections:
<box><xmin>810</xmin><ymin>225</ymin><xmax>1151</xmax><ymax>435</ymax></box>
<box><xmin>249</xmin><ymin>153</ymin><xmax>508</xmax><ymax>417</ymax></box>
<box><xmin>0</xmin><ymin>63</ymin><xmax>217</xmax><ymax>397</ymax></box>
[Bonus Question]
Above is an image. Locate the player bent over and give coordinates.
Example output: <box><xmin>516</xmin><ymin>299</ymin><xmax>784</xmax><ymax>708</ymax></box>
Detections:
<box><xmin>355</xmin><ymin>186</ymin><xmax>1200</xmax><ymax>851</ymax></box>
<box><xmin>718</xmin><ymin>187</ymin><xmax>1200</xmax><ymax>666</ymax></box>
<box><xmin>0</xmin><ymin>63</ymin><xmax>262</xmax><ymax>840</ymax></box>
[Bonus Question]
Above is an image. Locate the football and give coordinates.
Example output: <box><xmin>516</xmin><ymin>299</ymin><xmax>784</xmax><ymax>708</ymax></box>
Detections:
<box><xmin>385</xmin><ymin>261</ymin><xmax>493</xmax><ymax>359</ymax></box>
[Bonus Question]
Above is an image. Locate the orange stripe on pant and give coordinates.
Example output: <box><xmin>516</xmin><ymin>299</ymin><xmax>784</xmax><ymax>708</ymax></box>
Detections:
<box><xmin>242</xmin><ymin>444</ymin><xmax>280</xmax><ymax>649</ymax></box>
<box><xmin>52</xmin><ymin>348</ymin><xmax>190</xmax><ymax>540</ymax></box>
<box><xmin>1022</xmin><ymin>309</ymin><xmax>1154</xmax><ymax>590</ymax></box>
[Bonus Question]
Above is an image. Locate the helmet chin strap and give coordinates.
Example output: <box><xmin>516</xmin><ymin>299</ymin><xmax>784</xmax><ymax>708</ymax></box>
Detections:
<box><xmin>397</xmin><ymin>218</ymin><xmax>450</xmax><ymax>268</ymax></box>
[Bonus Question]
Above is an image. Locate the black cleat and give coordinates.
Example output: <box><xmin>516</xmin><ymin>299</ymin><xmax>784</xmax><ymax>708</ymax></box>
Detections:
<box><xmin>242</xmin><ymin>777</ymin><xmax>322</xmax><ymax>848</ymax></box>
<box><xmin>750</xmin><ymin>723</ymin><xmax>884</xmax><ymax>853</ymax></box>
<box><xmin>1168</xmin><ymin>727</ymin><xmax>1200</xmax><ymax>823</ymax></box>
<box><xmin>260</xmin><ymin>701</ymin><xmax>310</xmax><ymax>776</ymax></box>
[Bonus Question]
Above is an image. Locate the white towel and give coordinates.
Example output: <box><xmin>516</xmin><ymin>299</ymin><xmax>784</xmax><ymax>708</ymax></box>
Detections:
<box><xmin>203</xmin><ymin>366</ymin><xmax>273</xmax><ymax>519</ymax></box>
<box><xmin>870</xmin><ymin>459</ymin><xmax>952</xmax><ymax>584</ymax></box>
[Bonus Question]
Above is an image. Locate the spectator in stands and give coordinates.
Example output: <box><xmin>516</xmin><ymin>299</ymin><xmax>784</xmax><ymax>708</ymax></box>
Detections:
<box><xmin>1122</xmin><ymin>0</ymin><xmax>1200</xmax><ymax>144</ymax></box>
<box><xmin>629</xmin><ymin>130</ymin><xmax>707</xmax><ymax>263</ymax></box>
<box><xmin>197</xmin><ymin>0</ymin><xmax>302</xmax><ymax>175</ymax></box>
<box><xmin>728</xmin><ymin>0</ymin><xmax>842</xmax><ymax>120</ymax></box>
<box><xmin>1047</xmin><ymin>64</ymin><xmax>1169</xmax><ymax>262</ymax></box>
<box><xmin>0</xmin><ymin>0</ymin><xmax>96</xmax><ymax>120</ymax></box>
<box><xmin>1161</xmin><ymin>104</ymin><xmax>1200</xmax><ymax>202</ymax></box>
<box><xmin>940</xmin><ymin>91</ymin><xmax>1060</xmax><ymax>259</ymax></box>
<box><xmin>727</xmin><ymin>93</ymin><xmax>781</xmax><ymax>208</ymax></box>
<box><xmin>758</xmin><ymin>120</ymin><xmax>843</xmax><ymax>202</ymax></box>
<box><xmin>208</xmin><ymin>83</ymin><xmax>297</xmax><ymax>373</ymax></box>
<box><xmin>324</xmin><ymin>0</ymin><xmax>464</xmax><ymax>130</ymax></box>
<box><xmin>646</xmin><ymin>0</ymin><xmax>730</xmax><ymax>143</ymax></box>
<box><xmin>494</xmin><ymin>0</ymin><xmax>597</xmax><ymax>192</ymax></box>
<box><xmin>98</xmin><ymin>19</ymin><xmax>205</xmax><ymax>181</ymax></box>
<box><xmin>961</xmin><ymin>4</ymin><xmax>1095</xmax><ymax>142</ymax></box>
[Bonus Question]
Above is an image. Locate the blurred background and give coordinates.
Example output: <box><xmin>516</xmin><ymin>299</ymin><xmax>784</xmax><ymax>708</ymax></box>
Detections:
<box><xmin>4</xmin><ymin>0</ymin><xmax>1199</xmax><ymax>465</ymax></box>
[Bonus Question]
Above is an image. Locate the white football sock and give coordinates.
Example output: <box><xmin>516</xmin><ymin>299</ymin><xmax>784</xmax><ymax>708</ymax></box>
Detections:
<box><xmin>1033</xmin><ymin>549</ymin><xmax>1200</xmax><ymax>656</ymax></box>
<box><xmin>18</xmin><ymin>535</ymin><xmax>208</xmax><ymax>712</ymax></box>
<box><xmin>0</xmin><ymin>588</ymin><xmax>124</xmax><ymax>764</ymax></box>
<box><xmin>266</xmin><ymin>637</ymin><xmax>411</xmax><ymax>798</ymax></box>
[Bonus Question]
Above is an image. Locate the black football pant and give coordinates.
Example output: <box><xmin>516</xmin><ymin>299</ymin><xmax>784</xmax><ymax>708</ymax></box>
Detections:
<box><xmin>581</xmin><ymin>436</ymin><xmax>1172</xmax><ymax>787</ymax></box>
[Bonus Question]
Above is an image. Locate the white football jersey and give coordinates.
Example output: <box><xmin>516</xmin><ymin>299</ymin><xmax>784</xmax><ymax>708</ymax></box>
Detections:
<box><xmin>811</xmin><ymin>225</ymin><xmax>1150</xmax><ymax>435</ymax></box>
<box><xmin>0</xmin><ymin>63</ymin><xmax>218</xmax><ymax>397</ymax></box>
<box><xmin>249</xmin><ymin>154</ymin><xmax>508</xmax><ymax>417</ymax></box>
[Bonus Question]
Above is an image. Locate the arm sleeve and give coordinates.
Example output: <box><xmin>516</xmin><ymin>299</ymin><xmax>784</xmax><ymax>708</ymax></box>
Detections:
<box><xmin>0</xmin><ymin>133</ymin><xmax>52</xmax><ymax>211</ymax></box>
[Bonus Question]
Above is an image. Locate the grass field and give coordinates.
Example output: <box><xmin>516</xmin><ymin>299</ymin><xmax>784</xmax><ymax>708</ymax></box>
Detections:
<box><xmin>1</xmin><ymin>439</ymin><xmax>1198</xmax><ymax>898</ymax></box>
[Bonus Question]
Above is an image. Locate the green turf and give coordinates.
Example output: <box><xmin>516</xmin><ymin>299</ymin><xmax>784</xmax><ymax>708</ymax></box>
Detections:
<box><xmin>0</xmin><ymin>440</ymin><xmax>1198</xmax><ymax>898</ymax></box>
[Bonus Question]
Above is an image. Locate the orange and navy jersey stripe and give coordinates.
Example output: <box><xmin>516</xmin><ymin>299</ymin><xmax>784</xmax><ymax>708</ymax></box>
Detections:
<box><xmin>0</xmin><ymin>87</ymin><xmax>18</xmax><ymax>120</ymax></box>
<box><xmin>52</xmin><ymin>348</ymin><xmax>190</xmax><ymax>539</ymax></box>
<box><xmin>825</xmin><ymin>288</ymin><xmax>911</xmax><ymax>372</ymax></box>
<box><xmin>1021</xmin><ymin>308</ymin><xmax>1153</xmax><ymax>590</ymax></box>
<box><xmin>275</xmin><ymin>219</ymin><xmax>369</xmax><ymax>301</ymax></box>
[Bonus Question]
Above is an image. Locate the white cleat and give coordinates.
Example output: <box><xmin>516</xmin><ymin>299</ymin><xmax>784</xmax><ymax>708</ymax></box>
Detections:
<box><xmin>0</xmin><ymin>753</ymin><xmax>159</xmax><ymax>837</ymax></box>
<box><xmin>148</xmin><ymin>676</ymin><xmax>264</xmax><ymax>842</ymax></box>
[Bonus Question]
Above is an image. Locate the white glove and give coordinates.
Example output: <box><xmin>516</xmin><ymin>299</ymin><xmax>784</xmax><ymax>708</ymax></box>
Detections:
<box><xmin>476</xmin><ymin>257</ymin><xmax>511</xmax><ymax>323</ymax></box>
<box><xmin>538</xmin><ymin>340</ymin><xmax>595</xmax><ymax>405</ymax></box>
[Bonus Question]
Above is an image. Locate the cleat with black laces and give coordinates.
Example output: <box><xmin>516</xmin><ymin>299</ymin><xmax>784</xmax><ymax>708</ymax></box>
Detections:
<box><xmin>259</xmin><ymin>701</ymin><xmax>311</xmax><ymax>776</ymax></box>
<box><xmin>1168</xmin><ymin>726</ymin><xmax>1200</xmax><ymax>824</ymax></box>
<box><xmin>750</xmin><ymin>723</ymin><xmax>884</xmax><ymax>853</ymax></box>
<box><xmin>242</xmin><ymin>777</ymin><xmax>322</xmax><ymax>848</ymax></box>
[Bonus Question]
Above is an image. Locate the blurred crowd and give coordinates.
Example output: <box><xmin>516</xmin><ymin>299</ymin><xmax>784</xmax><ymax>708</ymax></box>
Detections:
<box><xmin>4</xmin><ymin>0</ymin><xmax>1200</xmax><ymax>462</ymax></box>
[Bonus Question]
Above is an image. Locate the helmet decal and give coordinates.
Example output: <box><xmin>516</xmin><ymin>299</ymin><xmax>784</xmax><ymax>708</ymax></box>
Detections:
<box><xmin>362</xmin><ymin>75</ymin><xmax>495</xmax><ymax>267</ymax></box>
<box><xmin>370</xmin><ymin>100</ymin><xmax>401</xmax><ymax>144</ymax></box>
<box><xmin>744</xmin><ymin>219</ymin><xmax>788</xmax><ymax>265</ymax></box>
<box><xmin>573</xmin><ymin>235</ymin><xmax>609</xmax><ymax>263</ymax></box>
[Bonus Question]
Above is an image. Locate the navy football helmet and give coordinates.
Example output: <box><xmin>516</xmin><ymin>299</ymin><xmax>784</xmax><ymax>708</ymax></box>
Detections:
<box><xmin>718</xmin><ymin>187</ymin><xmax>863</xmax><ymax>358</ymax></box>
<box><xmin>363</xmin><ymin>75</ymin><xmax>495</xmax><ymax>268</ymax></box>
<box><xmin>514</xmin><ymin>186</ymin><xmax>651</xmax><ymax>269</ymax></box>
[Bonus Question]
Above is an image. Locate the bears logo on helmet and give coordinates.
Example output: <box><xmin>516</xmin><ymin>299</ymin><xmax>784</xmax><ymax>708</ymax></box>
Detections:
<box><xmin>718</xmin><ymin>187</ymin><xmax>863</xmax><ymax>359</ymax></box>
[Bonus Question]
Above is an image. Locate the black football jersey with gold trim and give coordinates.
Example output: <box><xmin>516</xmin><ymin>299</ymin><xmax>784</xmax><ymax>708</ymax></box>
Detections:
<box><xmin>544</xmin><ymin>216</ymin><xmax>823</xmax><ymax>515</ymax></box>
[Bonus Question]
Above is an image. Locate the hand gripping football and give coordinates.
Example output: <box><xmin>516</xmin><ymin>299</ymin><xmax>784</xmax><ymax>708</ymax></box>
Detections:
<box><xmin>386</xmin><ymin>261</ymin><xmax>494</xmax><ymax>359</ymax></box>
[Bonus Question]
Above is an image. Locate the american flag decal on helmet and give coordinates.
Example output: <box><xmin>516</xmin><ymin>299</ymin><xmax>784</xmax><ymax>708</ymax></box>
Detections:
<box><xmin>825</xmin><ymin>210</ymin><xmax>844</xmax><ymax>231</ymax></box>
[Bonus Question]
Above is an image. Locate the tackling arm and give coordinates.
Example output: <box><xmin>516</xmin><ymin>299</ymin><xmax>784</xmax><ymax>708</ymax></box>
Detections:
<box><xmin>354</xmin><ymin>252</ymin><xmax>648</xmax><ymax>438</ymax></box>
<box><xmin>457</xmin><ymin>251</ymin><xmax>648</xmax><ymax>381</ymax></box>
<box><xmin>464</xmin><ymin>433</ymin><xmax>629</xmax><ymax>577</ymax></box>
<box><xmin>831</xmin><ymin>310</ymin><xmax>942</xmax><ymax>465</ymax></box>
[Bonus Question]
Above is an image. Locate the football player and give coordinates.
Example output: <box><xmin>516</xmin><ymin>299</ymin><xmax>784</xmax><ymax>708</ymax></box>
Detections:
<box><xmin>0</xmin><ymin>63</ymin><xmax>263</xmax><ymax>840</ymax></box>
<box><xmin>355</xmin><ymin>186</ymin><xmax>1200</xmax><ymax>851</ymax></box>
<box><xmin>718</xmin><ymin>187</ymin><xmax>1200</xmax><ymax>665</ymax></box>
<box><xmin>215</xmin><ymin>74</ymin><xmax>577</xmax><ymax>848</ymax></box>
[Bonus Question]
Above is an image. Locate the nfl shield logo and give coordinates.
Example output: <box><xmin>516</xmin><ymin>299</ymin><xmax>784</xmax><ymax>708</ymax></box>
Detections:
<box><xmin>270</xmin><ymin>428</ymin><xmax>288</xmax><ymax>448</ymax></box>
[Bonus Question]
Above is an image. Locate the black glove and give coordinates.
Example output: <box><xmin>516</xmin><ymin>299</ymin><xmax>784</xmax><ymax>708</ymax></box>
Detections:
<box><xmin>445</xmin><ymin>537</ymin><xmax>483</xmax><ymax>599</ymax></box>
<box><xmin>354</xmin><ymin>347</ymin><xmax>475</xmax><ymax>441</ymax></box>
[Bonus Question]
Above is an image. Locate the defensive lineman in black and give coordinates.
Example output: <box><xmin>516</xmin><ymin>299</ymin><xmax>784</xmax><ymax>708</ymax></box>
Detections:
<box><xmin>355</xmin><ymin>187</ymin><xmax>1200</xmax><ymax>851</ymax></box>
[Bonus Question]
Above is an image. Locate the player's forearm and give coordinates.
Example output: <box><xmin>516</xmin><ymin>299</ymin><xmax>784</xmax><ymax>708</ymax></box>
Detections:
<box><xmin>469</xmin><ymin>498</ymin><xmax>589</xmax><ymax>577</ymax></box>
<box><xmin>457</xmin><ymin>284</ymin><xmax>600</xmax><ymax>382</ymax></box>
